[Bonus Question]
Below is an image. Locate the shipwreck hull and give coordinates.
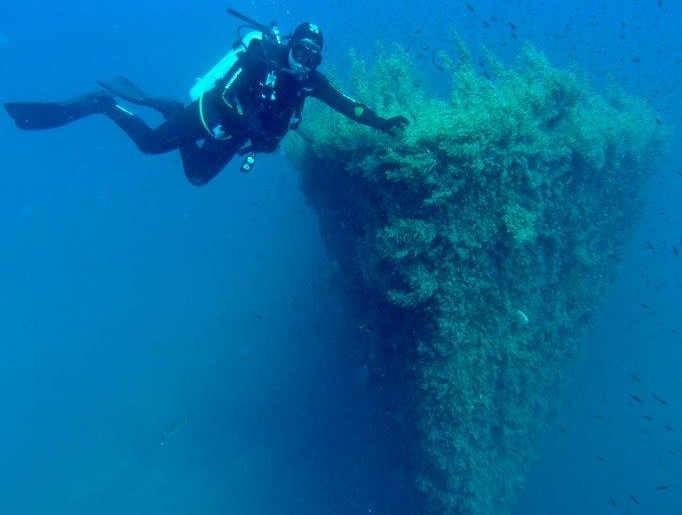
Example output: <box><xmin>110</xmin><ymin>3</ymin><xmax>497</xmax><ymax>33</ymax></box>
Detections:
<box><xmin>288</xmin><ymin>45</ymin><xmax>667</xmax><ymax>514</ymax></box>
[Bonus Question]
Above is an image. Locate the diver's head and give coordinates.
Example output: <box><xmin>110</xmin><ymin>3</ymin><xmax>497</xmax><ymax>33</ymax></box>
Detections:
<box><xmin>287</xmin><ymin>22</ymin><xmax>323</xmax><ymax>77</ymax></box>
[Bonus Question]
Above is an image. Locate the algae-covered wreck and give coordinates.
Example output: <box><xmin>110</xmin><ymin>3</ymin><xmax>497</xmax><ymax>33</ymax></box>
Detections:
<box><xmin>287</xmin><ymin>42</ymin><xmax>667</xmax><ymax>514</ymax></box>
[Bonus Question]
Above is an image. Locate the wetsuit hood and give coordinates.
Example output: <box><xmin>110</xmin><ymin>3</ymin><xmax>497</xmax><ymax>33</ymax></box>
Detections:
<box><xmin>287</xmin><ymin>22</ymin><xmax>323</xmax><ymax>76</ymax></box>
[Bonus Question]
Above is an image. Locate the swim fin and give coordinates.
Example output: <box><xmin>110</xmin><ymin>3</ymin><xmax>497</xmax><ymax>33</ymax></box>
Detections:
<box><xmin>4</xmin><ymin>91</ymin><xmax>114</xmax><ymax>130</ymax></box>
<box><xmin>97</xmin><ymin>76</ymin><xmax>149</xmax><ymax>104</ymax></box>
<box><xmin>97</xmin><ymin>76</ymin><xmax>183</xmax><ymax>119</ymax></box>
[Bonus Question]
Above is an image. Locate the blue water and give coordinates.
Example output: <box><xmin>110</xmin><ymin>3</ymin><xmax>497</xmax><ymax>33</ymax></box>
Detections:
<box><xmin>0</xmin><ymin>1</ymin><xmax>680</xmax><ymax>514</ymax></box>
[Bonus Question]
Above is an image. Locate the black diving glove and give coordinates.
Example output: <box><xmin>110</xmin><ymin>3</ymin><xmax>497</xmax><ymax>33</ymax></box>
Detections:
<box><xmin>380</xmin><ymin>115</ymin><xmax>409</xmax><ymax>135</ymax></box>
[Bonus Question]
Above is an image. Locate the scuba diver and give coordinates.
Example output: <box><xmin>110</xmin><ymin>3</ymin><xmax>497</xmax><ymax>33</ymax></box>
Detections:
<box><xmin>3</xmin><ymin>9</ymin><xmax>409</xmax><ymax>185</ymax></box>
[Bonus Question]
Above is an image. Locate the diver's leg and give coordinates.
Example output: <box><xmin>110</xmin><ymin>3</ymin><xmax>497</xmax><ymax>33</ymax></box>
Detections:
<box><xmin>103</xmin><ymin>101</ymin><xmax>206</xmax><ymax>154</ymax></box>
<box><xmin>103</xmin><ymin>87</ymin><xmax>241</xmax><ymax>182</ymax></box>
<box><xmin>149</xmin><ymin>98</ymin><xmax>185</xmax><ymax>120</ymax></box>
<box><xmin>180</xmin><ymin>137</ymin><xmax>243</xmax><ymax>186</ymax></box>
<box><xmin>97</xmin><ymin>76</ymin><xmax>184</xmax><ymax>120</ymax></box>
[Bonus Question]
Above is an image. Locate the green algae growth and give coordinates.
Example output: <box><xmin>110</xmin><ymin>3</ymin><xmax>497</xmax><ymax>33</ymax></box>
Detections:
<box><xmin>286</xmin><ymin>42</ymin><xmax>668</xmax><ymax>515</ymax></box>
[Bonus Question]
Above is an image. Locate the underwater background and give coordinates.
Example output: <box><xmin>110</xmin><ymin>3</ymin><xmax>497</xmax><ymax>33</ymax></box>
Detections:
<box><xmin>0</xmin><ymin>1</ymin><xmax>680</xmax><ymax>514</ymax></box>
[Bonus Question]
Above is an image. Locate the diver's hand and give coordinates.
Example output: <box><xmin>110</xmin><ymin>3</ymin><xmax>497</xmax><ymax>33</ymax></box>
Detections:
<box><xmin>380</xmin><ymin>115</ymin><xmax>409</xmax><ymax>135</ymax></box>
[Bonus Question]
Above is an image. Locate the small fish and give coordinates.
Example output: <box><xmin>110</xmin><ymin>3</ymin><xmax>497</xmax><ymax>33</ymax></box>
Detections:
<box><xmin>609</xmin><ymin>497</ymin><xmax>620</xmax><ymax>507</ymax></box>
<box><xmin>656</xmin><ymin>485</ymin><xmax>669</xmax><ymax>491</ymax></box>
<box><xmin>673</xmin><ymin>246</ymin><xmax>679</xmax><ymax>257</ymax></box>
<box><xmin>508</xmin><ymin>22</ymin><xmax>517</xmax><ymax>30</ymax></box>
<box><xmin>465</xmin><ymin>1</ymin><xmax>474</xmax><ymax>12</ymax></box>
<box><xmin>629</xmin><ymin>493</ymin><xmax>640</xmax><ymax>504</ymax></box>
<box><xmin>631</xmin><ymin>57</ymin><xmax>641</xmax><ymax>63</ymax></box>
<box><xmin>595</xmin><ymin>455</ymin><xmax>607</xmax><ymax>462</ymax></box>
<box><xmin>641</xmin><ymin>429</ymin><xmax>652</xmax><ymax>436</ymax></box>
<box><xmin>643</xmin><ymin>414</ymin><xmax>654</xmax><ymax>421</ymax></box>
<box><xmin>640</xmin><ymin>303</ymin><xmax>651</xmax><ymax>310</ymax></box>
<box><xmin>160</xmin><ymin>416</ymin><xmax>188</xmax><ymax>446</ymax></box>
<box><xmin>665</xmin><ymin>424</ymin><xmax>675</xmax><ymax>431</ymax></box>
<box><xmin>651</xmin><ymin>393</ymin><xmax>668</xmax><ymax>405</ymax></box>
<box><xmin>593</xmin><ymin>415</ymin><xmax>605</xmax><ymax>421</ymax></box>
<box><xmin>358</xmin><ymin>323</ymin><xmax>377</xmax><ymax>333</ymax></box>
<box><xmin>645</xmin><ymin>241</ymin><xmax>655</xmax><ymax>251</ymax></box>
<box><xmin>431</xmin><ymin>50</ymin><xmax>447</xmax><ymax>72</ymax></box>
<box><xmin>630</xmin><ymin>373</ymin><xmax>641</xmax><ymax>383</ymax></box>
<box><xmin>559</xmin><ymin>427</ymin><xmax>570</xmax><ymax>435</ymax></box>
<box><xmin>630</xmin><ymin>393</ymin><xmax>644</xmax><ymax>404</ymax></box>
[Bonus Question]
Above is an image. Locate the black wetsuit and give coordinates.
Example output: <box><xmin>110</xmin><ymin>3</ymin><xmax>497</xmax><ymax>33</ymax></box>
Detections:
<box><xmin>104</xmin><ymin>38</ymin><xmax>392</xmax><ymax>185</ymax></box>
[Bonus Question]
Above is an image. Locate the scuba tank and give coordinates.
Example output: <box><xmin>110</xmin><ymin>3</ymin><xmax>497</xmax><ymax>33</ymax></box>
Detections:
<box><xmin>189</xmin><ymin>31</ymin><xmax>263</xmax><ymax>101</ymax></box>
<box><xmin>189</xmin><ymin>8</ymin><xmax>282</xmax><ymax>101</ymax></box>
